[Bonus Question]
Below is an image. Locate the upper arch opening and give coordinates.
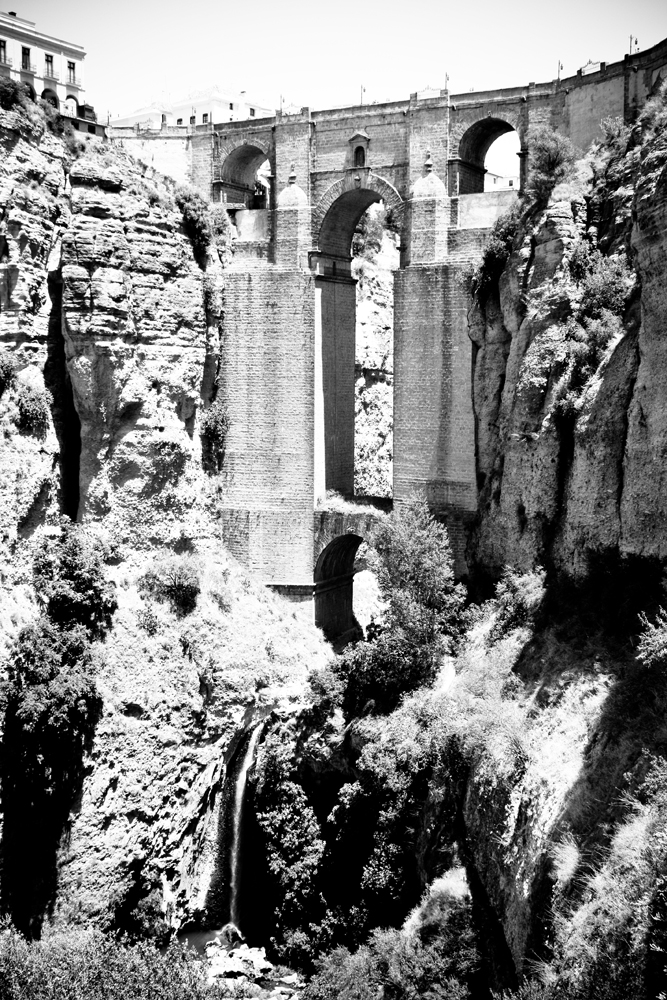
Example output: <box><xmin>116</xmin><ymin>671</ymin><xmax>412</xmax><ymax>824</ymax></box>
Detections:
<box><xmin>215</xmin><ymin>143</ymin><xmax>270</xmax><ymax>208</ymax></box>
<box><xmin>455</xmin><ymin>117</ymin><xmax>518</xmax><ymax>194</ymax></box>
<box><xmin>319</xmin><ymin>188</ymin><xmax>382</xmax><ymax>259</ymax></box>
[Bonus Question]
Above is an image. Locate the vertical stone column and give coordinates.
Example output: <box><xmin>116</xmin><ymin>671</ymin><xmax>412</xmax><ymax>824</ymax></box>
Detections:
<box><xmin>394</xmin><ymin>152</ymin><xmax>476</xmax><ymax>572</ymax></box>
<box><xmin>219</xmin><ymin>157</ymin><xmax>317</xmax><ymax>590</ymax></box>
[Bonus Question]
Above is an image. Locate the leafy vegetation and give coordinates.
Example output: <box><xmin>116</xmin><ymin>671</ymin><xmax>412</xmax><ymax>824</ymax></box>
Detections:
<box><xmin>175</xmin><ymin>186</ymin><xmax>213</xmax><ymax>267</ymax></box>
<box><xmin>464</xmin><ymin>204</ymin><xmax>521</xmax><ymax>301</ymax></box>
<box><xmin>33</xmin><ymin>523</ymin><xmax>118</xmax><ymax>639</ymax></box>
<box><xmin>0</xmin><ymin>351</ymin><xmax>17</xmax><ymax>395</ymax></box>
<box><xmin>1</xmin><ymin>523</ymin><xmax>115</xmax><ymax>934</ymax></box>
<box><xmin>524</xmin><ymin>124</ymin><xmax>577</xmax><ymax>207</ymax></box>
<box><xmin>0</xmin><ymin>77</ymin><xmax>25</xmax><ymax>111</ymax></box>
<box><xmin>333</xmin><ymin>499</ymin><xmax>466</xmax><ymax>717</ymax></box>
<box><xmin>16</xmin><ymin>382</ymin><xmax>50</xmax><ymax>439</ymax></box>
<box><xmin>138</xmin><ymin>554</ymin><xmax>202</xmax><ymax>616</ymax></box>
<box><xmin>0</xmin><ymin>924</ymin><xmax>224</xmax><ymax>1000</ymax></box>
<box><xmin>200</xmin><ymin>396</ymin><xmax>229</xmax><ymax>474</ymax></box>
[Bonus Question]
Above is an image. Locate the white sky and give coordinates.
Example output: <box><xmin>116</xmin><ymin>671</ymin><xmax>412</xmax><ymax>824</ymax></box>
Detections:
<box><xmin>7</xmin><ymin>0</ymin><xmax>667</xmax><ymax>174</ymax></box>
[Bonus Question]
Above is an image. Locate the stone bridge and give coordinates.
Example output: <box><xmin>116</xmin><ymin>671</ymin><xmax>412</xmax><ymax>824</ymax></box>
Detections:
<box><xmin>153</xmin><ymin>39</ymin><xmax>667</xmax><ymax>638</ymax></box>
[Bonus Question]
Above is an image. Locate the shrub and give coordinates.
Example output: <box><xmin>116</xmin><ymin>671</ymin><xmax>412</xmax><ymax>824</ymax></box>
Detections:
<box><xmin>16</xmin><ymin>382</ymin><xmax>50</xmax><ymax>439</ymax></box>
<box><xmin>138</xmin><ymin>554</ymin><xmax>201</xmax><ymax>616</ymax></box>
<box><xmin>33</xmin><ymin>522</ymin><xmax>118</xmax><ymax>639</ymax></box>
<box><xmin>0</xmin><ymin>76</ymin><xmax>23</xmax><ymax>111</ymax></box>
<box><xmin>637</xmin><ymin>607</ymin><xmax>667</xmax><ymax>668</ymax></box>
<box><xmin>0</xmin><ymin>351</ymin><xmax>17</xmax><ymax>396</ymax></box>
<box><xmin>524</xmin><ymin>125</ymin><xmax>577</xmax><ymax>207</ymax></box>
<box><xmin>0</xmin><ymin>924</ymin><xmax>224</xmax><ymax>1000</ymax></box>
<box><xmin>304</xmin><ymin>895</ymin><xmax>481</xmax><ymax>1000</ymax></box>
<box><xmin>488</xmin><ymin>567</ymin><xmax>546</xmax><ymax>643</ymax></box>
<box><xmin>200</xmin><ymin>396</ymin><xmax>229</xmax><ymax>474</ymax></box>
<box><xmin>1</xmin><ymin>619</ymin><xmax>102</xmax><ymax>932</ymax></box>
<box><xmin>253</xmin><ymin>725</ymin><xmax>328</xmax><ymax>966</ymax></box>
<box><xmin>332</xmin><ymin>500</ymin><xmax>466</xmax><ymax>718</ymax></box>
<box><xmin>466</xmin><ymin>203</ymin><xmax>521</xmax><ymax>300</ymax></box>
<box><xmin>175</xmin><ymin>185</ymin><xmax>212</xmax><ymax>267</ymax></box>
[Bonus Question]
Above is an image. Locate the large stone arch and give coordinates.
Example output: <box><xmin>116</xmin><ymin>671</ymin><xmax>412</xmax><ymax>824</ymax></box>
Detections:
<box><xmin>449</xmin><ymin>111</ymin><xmax>524</xmax><ymax>194</ymax></box>
<box><xmin>313</xmin><ymin>173</ymin><xmax>404</xmax><ymax>258</ymax></box>
<box><xmin>214</xmin><ymin>137</ymin><xmax>273</xmax><ymax>208</ymax></box>
<box><xmin>314</xmin><ymin>532</ymin><xmax>364</xmax><ymax>642</ymax></box>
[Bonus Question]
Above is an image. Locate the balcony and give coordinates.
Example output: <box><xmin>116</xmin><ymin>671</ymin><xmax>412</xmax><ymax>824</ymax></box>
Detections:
<box><xmin>44</xmin><ymin>67</ymin><xmax>59</xmax><ymax>81</ymax></box>
<box><xmin>0</xmin><ymin>55</ymin><xmax>12</xmax><ymax>67</ymax></box>
<box><xmin>66</xmin><ymin>74</ymin><xmax>82</xmax><ymax>88</ymax></box>
<box><xmin>21</xmin><ymin>62</ymin><xmax>37</xmax><ymax>74</ymax></box>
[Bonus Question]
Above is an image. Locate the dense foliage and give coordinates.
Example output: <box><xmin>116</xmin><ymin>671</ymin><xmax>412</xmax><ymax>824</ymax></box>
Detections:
<box><xmin>0</xmin><ymin>924</ymin><xmax>224</xmax><ymax>1000</ymax></box>
<box><xmin>200</xmin><ymin>396</ymin><xmax>229</xmax><ymax>474</ymax></box>
<box><xmin>138</xmin><ymin>553</ymin><xmax>202</xmax><ymax>616</ymax></box>
<box><xmin>1</xmin><ymin>523</ymin><xmax>115</xmax><ymax>934</ymax></box>
<box><xmin>524</xmin><ymin>124</ymin><xmax>577</xmax><ymax>207</ymax></box>
<box><xmin>333</xmin><ymin>499</ymin><xmax>466</xmax><ymax>717</ymax></box>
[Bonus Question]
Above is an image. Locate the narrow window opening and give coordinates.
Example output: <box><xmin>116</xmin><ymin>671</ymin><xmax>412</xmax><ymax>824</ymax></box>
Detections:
<box><xmin>21</xmin><ymin>46</ymin><xmax>30</xmax><ymax>71</ymax></box>
<box><xmin>354</xmin><ymin>145</ymin><xmax>366</xmax><ymax>168</ymax></box>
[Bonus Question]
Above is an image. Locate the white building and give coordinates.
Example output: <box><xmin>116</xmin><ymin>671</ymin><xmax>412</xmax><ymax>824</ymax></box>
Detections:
<box><xmin>110</xmin><ymin>86</ymin><xmax>273</xmax><ymax>129</ymax></box>
<box><xmin>0</xmin><ymin>9</ymin><xmax>89</xmax><ymax>117</ymax></box>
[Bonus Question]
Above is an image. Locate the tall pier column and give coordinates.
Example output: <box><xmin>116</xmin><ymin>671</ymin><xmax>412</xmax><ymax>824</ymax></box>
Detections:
<box><xmin>393</xmin><ymin>154</ymin><xmax>477</xmax><ymax>570</ymax></box>
<box><xmin>220</xmin><ymin>161</ymin><xmax>317</xmax><ymax>590</ymax></box>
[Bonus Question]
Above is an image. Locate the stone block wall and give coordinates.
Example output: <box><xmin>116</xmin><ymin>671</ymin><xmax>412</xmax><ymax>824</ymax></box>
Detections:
<box><xmin>220</xmin><ymin>267</ymin><xmax>316</xmax><ymax>584</ymax></box>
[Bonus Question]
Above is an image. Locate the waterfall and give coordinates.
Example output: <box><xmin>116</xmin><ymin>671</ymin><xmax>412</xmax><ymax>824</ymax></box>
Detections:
<box><xmin>229</xmin><ymin>725</ymin><xmax>263</xmax><ymax>930</ymax></box>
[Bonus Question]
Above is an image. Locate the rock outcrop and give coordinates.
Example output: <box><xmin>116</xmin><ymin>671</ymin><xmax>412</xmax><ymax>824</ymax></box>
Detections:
<box><xmin>468</xmin><ymin>106</ymin><xmax>667</xmax><ymax>581</ymax></box>
<box><xmin>0</xmin><ymin>104</ymin><xmax>330</xmax><ymax>935</ymax></box>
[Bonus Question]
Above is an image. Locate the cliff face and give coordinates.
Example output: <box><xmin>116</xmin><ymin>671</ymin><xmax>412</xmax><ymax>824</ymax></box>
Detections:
<box><xmin>0</xmin><ymin>105</ymin><xmax>330</xmax><ymax>934</ymax></box>
<box><xmin>468</xmin><ymin>107</ymin><xmax>667</xmax><ymax>581</ymax></box>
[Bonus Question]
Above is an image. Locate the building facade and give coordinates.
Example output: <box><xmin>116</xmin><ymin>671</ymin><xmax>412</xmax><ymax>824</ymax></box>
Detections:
<box><xmin>0</xmin><ymin>9</ymin><xmax>87</xmax><ymax>116</ymax></box>
<box><xmin>110</xmin><ymin>86</ymin><xmax>272</xmax><ymax>130</ymax></box>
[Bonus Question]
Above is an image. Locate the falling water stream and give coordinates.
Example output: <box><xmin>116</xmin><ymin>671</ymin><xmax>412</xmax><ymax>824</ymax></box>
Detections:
<box><xmin>229</xmin><ymin>725</ymin><xmax>263</xmax><ymax>930</ymax></box>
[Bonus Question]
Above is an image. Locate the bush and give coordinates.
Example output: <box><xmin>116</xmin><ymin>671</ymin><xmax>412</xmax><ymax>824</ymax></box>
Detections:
<box><xmin>0</xmin><ymin>924</ymin><xmax>224</xmax><ymax>1000</ymax></box>
<box><xmin>175</xmin><ymin>186</ymin><xmax>212</xmax><ymax>267</ymax></box>
<box><xmin>200</xmin><ymin>396</ymin><xmax>229</xmax><ymax>474</ymax></box>
<box><xmin>637</xmin><ymin>607</ymin><xmax>667</xmax><ymax>668</ymax></box>
<box><xmin>568</xmin><ymin>242</ymin><xmax>633</xmax><ymax>320</ymax></box>
<box><xmin>333</xmin><ymin>499</ymin><xmax>466</xmax><ymax>718</ymax></box>
<box><xmin>488</xmin><ymin>567</ymin><xmax>546</xmax><ymax>643</ymax></box>
<box><xmin>138</xmin><ymin>554</ymin><xmax>201</xmax><ymax>616</ymax></box>
<box><xmin>0</xmin><ymin>76</ymin><xmax>23</xmax><ymax>111</ymax></box>
<box><xmin>0</xmin><ymin>351</ymin><xmax>17</xmax><ymax>396</ymax></box>
<box><xmin>465</xmin><ymin>204</ymin><xmax>521</xmax><ymax>300</ymax></box>
<box><xmin>304</xmin><ymin>893</ymin><xmax>481</xmax><ymax>1000</ymax></box>
<box><xmin>524</xmin><ymin>125</ymin><xmax>577</xmax><ymax>207</ymax></box>
<box><xmin>1</xmin><ymin>619</ymin><xmax>102</xmax><ymax>932</ymax></box>
<box><xmin>16</xmin><ymin>382</ymin><xmax>50</xmax><ymax>439</ymax></box>
<box><xmin>33</xmin><ymin>522</ymin><xmax>118</xmax><ymax>639</ymax></box>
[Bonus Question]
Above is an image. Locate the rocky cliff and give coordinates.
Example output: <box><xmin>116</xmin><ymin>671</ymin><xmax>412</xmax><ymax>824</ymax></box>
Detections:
<box><xmin>468</xmin><ymin>99</ymin><xmax>667</xmax><ymax>582</ymax></box>
<box><xmin>0</xmin><ymin>101</ymin><xmax>330</xmax><ymax>936</ymax></box>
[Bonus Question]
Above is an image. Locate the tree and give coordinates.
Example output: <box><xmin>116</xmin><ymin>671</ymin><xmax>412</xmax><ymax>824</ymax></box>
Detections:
<box><xmin>335</xmin><ymin>499</ymin><xmax>466</xmax><ymax>717</ymax></box>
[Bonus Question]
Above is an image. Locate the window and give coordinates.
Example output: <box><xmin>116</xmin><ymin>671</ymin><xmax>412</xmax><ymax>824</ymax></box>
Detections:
<box><xmin>176</xmin><ymin>118</ymin><xmax>183</xmax><ymax>125</ymax></box>
<box><xmin>189</xmin><ymin>115</ymin><xmax>195</xmax><ymax>125</ymax></box>
<box><xmin>249</xmin><ymin>108</ymin><xmax>255</xmax><ymax>116</ymax></box>
<box><xmin>67</xmin><ymin>61</ymin><xmax>75</xmax><ymax>83</ymax></box>
<box><xmin>21</xmin><ymin>46</ymin><xmax>30</xmax><ymax>71</ymax></box>
<box><xmin>229</xmin><ymin>102</ymin><xmax>233</xmax><ymax>110</ymax></box>
<box><xmin>45</xmin><ymin>54</ymin><xmax>53</xmax><ymax>76</ymax></box>
<box><xmin>354</xmin><ymin>145</ymin><xmax>366</xmax><ymax>167</ymax></box>
<box><xmin>0</xmin><ymin>40</ymin><xmax>6</xmax><ymax>64</ymax></box>
<box><xmin>202</xmin><ymin>113</ymin><xmax>209</xmax><ymax>124</ymax></box>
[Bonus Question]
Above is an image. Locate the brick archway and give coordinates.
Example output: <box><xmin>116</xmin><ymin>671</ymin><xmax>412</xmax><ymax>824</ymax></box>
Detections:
<box><xmin>313</xmin><ymin>173</ymin><xmax>404</xmax><ymax>257</ymax></box>
<box><xmin>215</xmin><ymin>138</ymin><xmax>273</xmax><ymax>207</ymax></box>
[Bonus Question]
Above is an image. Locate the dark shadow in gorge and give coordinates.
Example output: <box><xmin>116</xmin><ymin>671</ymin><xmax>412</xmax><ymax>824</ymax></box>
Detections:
<box><xmin>43</xmin><ymin>267</ymin><xmax>81</xmax><ymax>520</ymax></box>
